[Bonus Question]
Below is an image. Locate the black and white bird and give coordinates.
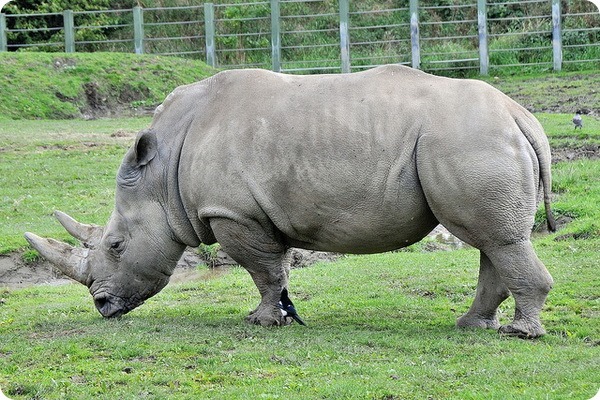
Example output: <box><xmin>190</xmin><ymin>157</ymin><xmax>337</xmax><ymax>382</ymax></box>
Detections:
<box><xmin>573</xmin><ymin>111</ymin><xmax>583</xmax><ymax>130</ymax></box>
<box><xmin>278</xmin><ymin>288</ymin><xmax>306</xmax><ymax>326</ymax></box>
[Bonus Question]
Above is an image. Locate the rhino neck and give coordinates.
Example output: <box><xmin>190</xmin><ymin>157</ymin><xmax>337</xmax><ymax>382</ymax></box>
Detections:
<box><xmin>161</xmin><ymin>126</ymin><xmax>202</xmax><ymax>248</ymax></box>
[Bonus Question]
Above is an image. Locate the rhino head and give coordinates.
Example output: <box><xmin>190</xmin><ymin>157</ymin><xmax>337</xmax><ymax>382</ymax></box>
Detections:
<box><xmin>25</xmin><ymin>130</ymin><xmax>190</xmax><ymax>318</ymax></box>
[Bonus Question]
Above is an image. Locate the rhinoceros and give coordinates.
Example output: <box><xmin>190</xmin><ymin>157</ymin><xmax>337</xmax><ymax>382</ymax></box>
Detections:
<box><xmin>25</xmin><ymin>65</ymin><xmax>556</xmax><ymax>338</ymax></box>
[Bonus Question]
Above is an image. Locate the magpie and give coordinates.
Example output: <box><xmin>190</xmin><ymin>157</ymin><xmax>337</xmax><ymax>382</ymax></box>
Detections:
<box><xmin>278</xmin><ymin>288</ymin><xmax>306</xmax><ymax>326</ymax></box>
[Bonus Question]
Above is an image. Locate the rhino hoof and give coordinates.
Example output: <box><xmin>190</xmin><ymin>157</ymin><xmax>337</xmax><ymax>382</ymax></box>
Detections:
<box><xmin>456</xmin><ymin>314</ymin><xmax>501</xmax><ymax>330</ymax></box>
<box><xmin>246</xmin><ymin>307</ymin><xmax>289</xmax><ymax>327</ymax></box>
<box><xmin>498</xmin><ymin>323</ymin><xmax>545</xmax><ymax>339</ymax></box>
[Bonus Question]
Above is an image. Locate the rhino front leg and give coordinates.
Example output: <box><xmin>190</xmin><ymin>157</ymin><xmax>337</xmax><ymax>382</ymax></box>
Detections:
<box><xmin>457</xmin><ymin>252</ymin><xmax>510</xmax><ymax>330</ymax></box>
<box><xmin>210</xmin><ymin>218</ymin><xmax>289</xmax><ymax>326</ymax></box>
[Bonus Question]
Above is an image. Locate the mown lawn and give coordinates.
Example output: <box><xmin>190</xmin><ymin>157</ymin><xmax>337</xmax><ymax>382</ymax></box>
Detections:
<box><xmin>0</xmin><ymin>115</ymin><xmax>599</xmax><ymax>399</ymax></box>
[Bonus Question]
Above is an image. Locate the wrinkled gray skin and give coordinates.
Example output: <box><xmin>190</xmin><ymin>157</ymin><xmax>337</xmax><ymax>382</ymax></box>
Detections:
<box><xmin>25</xmin><ymin>65</ymin><xmax>556</xmax><ymax>338</ymax></box>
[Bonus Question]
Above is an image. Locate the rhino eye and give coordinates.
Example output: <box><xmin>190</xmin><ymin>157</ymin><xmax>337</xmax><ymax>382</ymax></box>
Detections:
<box><xmin>107</xmin><ymin>238</ymin><xmax>125</xmax><ymax>254</ymax></box>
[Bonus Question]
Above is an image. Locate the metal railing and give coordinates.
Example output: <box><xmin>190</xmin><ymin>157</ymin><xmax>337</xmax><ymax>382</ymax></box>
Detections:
<box><xmin>1</xmin><ymin>0</ymin><xmax>598</xmax><ymax>75</ymax></box>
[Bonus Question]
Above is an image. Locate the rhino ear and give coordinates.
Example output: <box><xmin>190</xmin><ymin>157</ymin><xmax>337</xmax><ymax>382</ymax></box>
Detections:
<box><xmin>134</xmin><ymin>129</ymin><xmax>158</xmax><ymax>167</ymax></box>
<box><xmin>118</xmin><ymin>130</ymin><xmax>158</xmax><ymax>187</ymax></box>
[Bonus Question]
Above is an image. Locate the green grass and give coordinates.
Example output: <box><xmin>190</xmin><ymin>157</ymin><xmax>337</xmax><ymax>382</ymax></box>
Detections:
<box><xmin>485</xmin><ymin>71</ymin><xmax>600</xmax><ymax>115</ymax></box>
<box><xmin>537</xmin><ymin>112</ymin><xmax>600</xmax><ymax>150</ymax></box>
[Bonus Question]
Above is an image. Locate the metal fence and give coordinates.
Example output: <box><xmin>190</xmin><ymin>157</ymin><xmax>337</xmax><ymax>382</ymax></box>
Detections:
<box><xmin>1</xmin><ymin>0</ymin><xmax>598</xmax><ymax>75</ymax></box>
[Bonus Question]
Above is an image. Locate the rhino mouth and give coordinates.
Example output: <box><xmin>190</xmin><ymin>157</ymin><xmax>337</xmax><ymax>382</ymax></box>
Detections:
<box><xmin>93</xmin><ymin>293</ymin><xmax>144</xmax><ymax>318</ymax></box>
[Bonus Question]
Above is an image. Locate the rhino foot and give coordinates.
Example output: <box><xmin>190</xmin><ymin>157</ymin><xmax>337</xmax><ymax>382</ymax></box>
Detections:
<box><xmin>246</xmin><ymin>305</ymin><xmax>290</xmax><ymax>327</ymax></box>
<box><xmin>499</xmin><ymin>321</ymin><xmax>546</xmax><ymax>339</ymax></box>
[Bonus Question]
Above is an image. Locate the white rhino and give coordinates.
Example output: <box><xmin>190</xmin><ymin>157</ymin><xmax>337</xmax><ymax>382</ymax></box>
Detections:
<box><xmin>25</xmin><ymin>65</ymin><xmax>556</xmax><ymax>338</ymax></box>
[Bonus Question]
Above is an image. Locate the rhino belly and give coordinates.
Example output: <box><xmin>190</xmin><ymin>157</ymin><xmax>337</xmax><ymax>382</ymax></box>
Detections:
<box><xmin>278</xmin><ymin>188</ymin><xmax>439</xmax><ymax>254</ymax></box>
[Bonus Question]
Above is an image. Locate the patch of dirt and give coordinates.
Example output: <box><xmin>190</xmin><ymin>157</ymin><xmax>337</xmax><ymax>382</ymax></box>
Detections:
<box><xmin>82</xmin><ymin>82</ymin><xmax>110</xmax><ymax>119</ymax></box>
<box><xmin>67</xmin><ymin>81</ymin><xmax>155</xmax><ymax>120</ymax></box>
<box><xmin>0</xmin><ymin>254</ymin><xmax>70</xmax><ymax>289</ymax></box>
<box><xmin>52</xmin><ymin>57</ymin><xmax>77</xmax><ymax>70</ymax></box>
<box><xmin>424</xmin><ymin>225</ymin><xmax>468</xmax><ymax>251</ymax></box>
<box><xmin>1</xmin><ymin>222</ymin><xmax>475</xmax><ymax>289</ymax></box>
<box><xmin>0</xmin><ymin>247</ymin><xmax>340</xmax><ymax>290</ymax></box>
<box><xmin>5</xmin><ymin>216</ymin><xmax>576</xmax><ymax>289</ymax></box>
<box><xmin>533</xmin><ymin>215</ymin><xmax>574</xmax><ymax>235</ymax></box>
<box><xmin>287</xmin><ymin>248</ymin><xmax>341</xmax><ymax>268</ymax></box>
<box><xmin>552</xmin><ymin>144</ymin><xmax>600</xmax><ymax>163</ymax></box>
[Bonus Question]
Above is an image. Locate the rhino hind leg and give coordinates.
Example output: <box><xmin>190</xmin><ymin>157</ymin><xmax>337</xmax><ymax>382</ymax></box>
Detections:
<box><xmin>415</xmin><ymin>132</ymin><xmax>553</xmax><ymax>338</ymax></box>
<box><xmin>457</xmin><ymin>252</ymin><xmax>510</xmax><ymax>330</ymax></box>
<box><xmin>485</xmin><ymin>241</ymin><xmax>553</xmax><ymax>338</ymax></box>
<box><xmin>209</xmin><ymin>218</ymin><xmax>290</xmax><ymax>327</ymax></box>
<box><xmin>457</xmin><ymin>243</ymin><xmax>551</xmax><ymax>338</ymax></box>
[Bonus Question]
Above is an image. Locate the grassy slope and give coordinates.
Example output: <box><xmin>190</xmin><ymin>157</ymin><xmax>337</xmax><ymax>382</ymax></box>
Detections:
<box><xmin>1</xmin><ymin>53</ymin><xmax>600</xmax><ymax>120</ymax></box>
<box><xmin>0</xmin><ymin>53</ymin><xmax>216</xmax><ymax>119</ymax></box>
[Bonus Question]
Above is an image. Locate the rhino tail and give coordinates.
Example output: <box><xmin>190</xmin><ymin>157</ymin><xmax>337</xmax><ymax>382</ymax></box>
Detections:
<box><xmin>514</xmin><ymin>112</ymin><xmax>557</xmax><ymax>232</ymax></box>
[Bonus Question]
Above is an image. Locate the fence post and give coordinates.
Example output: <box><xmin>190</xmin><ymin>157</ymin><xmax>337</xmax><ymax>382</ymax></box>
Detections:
<box><xmin>204</xmin><ymin>3</ymin><xmax>216</xmax><ymax>67</ymax></box>
<box><xmin>63</xmin><ymin>10</ymin><xmax>75</xmax><ymax>53</ymax></box>
<box><xmin>552</xmin><ymin>0</ymin><xmax>562</xmax><ymax>72</ymax></box>
<box><xmin>339</xmin><ymin>0</ymin><xmax>350</xmax><ymax>73</ymax></box>
<box><xmin>270</xmin><ymin>0</ymin><xmax>281</xmax><ymax>72</ymax></box>
<box><xmin>409</xmin><ymin>0</ymin><xmax>420</xmax><ymax>70</ymax></box>
<box><xmin>0</xmin><ymin>14</ymin><xmax>7</xmax><ymax>52</ymax></box>
<box><xmin>133</xmin><ymin>6</ymin><xmax>144</xmax><ymax>54</ymax></box>
<box><xmin>477</xmin><ymin>0</ymin><xmax>488</xmax><ymax>75</ymax></box>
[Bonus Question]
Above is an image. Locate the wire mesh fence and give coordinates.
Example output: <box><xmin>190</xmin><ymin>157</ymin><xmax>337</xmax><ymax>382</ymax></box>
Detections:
<box><xmin>1</xmin><ymin>0</ymin><xmax>598</xmax><ymax>76</ymax></box>
<box><xmin>348</xmin><ymin>5</ymin><xmax>412</xmax><ymax>71</ymax></box>
<box><xmin>143</xmin><ymin>5</ymin><xmax>206</xmax><ymax>57</ymax></box>
<box><xmin>488</xmin><ymin>0</ymin><xmax>554</xmax><ymax>70</ymax></box>
<box><xmin>280</xmin><ymin>0</ymin><xmax>341</xmax><ymax>73</ymax></box>
<box><xmin>72</xmin><ymin>9</ymin><xmax>136</xmax><ymax>53</ymax></box>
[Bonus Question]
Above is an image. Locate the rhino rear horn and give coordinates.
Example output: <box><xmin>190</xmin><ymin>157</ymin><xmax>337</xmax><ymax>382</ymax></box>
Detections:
<box><xmin>54</xmin><ymin>210</ymin><xmax>103</xmax><ymax>246</ymax></box>
<box><xmin>24</xmin><ymin>232</ymin><xmax>90</xmax><ymax>285</ymax></box>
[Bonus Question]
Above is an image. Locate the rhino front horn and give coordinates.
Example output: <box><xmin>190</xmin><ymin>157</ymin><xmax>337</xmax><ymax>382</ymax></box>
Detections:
<box><xmin>24</xmin><ymin>232</ymin><xmax>91</xmax><ymax>286</ymax></box>
<box><xmin>54</xmin><ymin>210</ymin><xmax>103</xmax><ymax>246</ymax></box>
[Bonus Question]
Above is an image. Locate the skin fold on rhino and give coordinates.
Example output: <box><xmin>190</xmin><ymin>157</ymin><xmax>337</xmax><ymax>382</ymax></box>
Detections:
<box><xmin>25</xmin><ymin>65</ymin><xmax>556</xmax><ymax>338</ymax></box>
